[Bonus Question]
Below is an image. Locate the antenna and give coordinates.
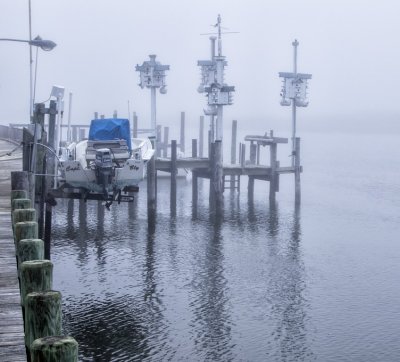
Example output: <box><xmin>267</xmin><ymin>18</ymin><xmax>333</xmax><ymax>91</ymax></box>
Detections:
<box><xmin>200</xmin><ymin>14</ymin><xmax>239</xmax><ymax>57</ymax></box>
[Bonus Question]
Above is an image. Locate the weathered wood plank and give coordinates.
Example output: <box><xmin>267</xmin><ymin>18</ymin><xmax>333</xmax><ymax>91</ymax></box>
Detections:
<box><xmin>0</xmin><ymin>139</ymin><xmax>27</xmax><ymax>361</ymax></box>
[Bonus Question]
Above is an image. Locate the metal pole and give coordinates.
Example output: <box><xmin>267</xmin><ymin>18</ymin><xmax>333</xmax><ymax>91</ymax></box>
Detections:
<box><xmin>28</xmin><ymin>0</ymin><xmax>33</xmax><ymax>120</ymax></box>
<box><xmin>291</xmin><ymin>39</ymin><xmax>298</xmax><ymax>167</ymax></box>
<box><xmin>216</xmin><ymin>106</ymin><xmax>223</xmax><ymax>141</ymax></box>
<box><xmin>151</xmin><ymin>87</ymin><xmax>156</xmax><ymax>139</ymax></box>
<box><xmin>67</xmin><ymin>92</ymin><xmax>72</xmax><ymax>143</ymax></box>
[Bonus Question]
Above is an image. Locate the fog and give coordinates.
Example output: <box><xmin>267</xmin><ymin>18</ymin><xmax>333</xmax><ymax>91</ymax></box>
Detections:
<box><xmin>1</xmin><ymin>1</ymin><xmax>400</xmax><ymax>134</ymax></box>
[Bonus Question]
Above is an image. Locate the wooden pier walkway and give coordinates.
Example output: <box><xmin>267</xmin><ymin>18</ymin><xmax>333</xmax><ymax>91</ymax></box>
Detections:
<box><xmin>0</xmin><ymin>139</ymin><xmax>26</xmax><ymax>361</ymax></box>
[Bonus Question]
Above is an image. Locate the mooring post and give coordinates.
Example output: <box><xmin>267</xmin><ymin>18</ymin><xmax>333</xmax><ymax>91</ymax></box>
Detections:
<box><xmin>295</xmin><ymin>137</ymin><xmax>301</xmax><ymax>204</ymax></box>
<box><xmin>11</xmin><ymin>171</ymin><xmax>34</xmax><ymax>202</ymax></box>
<box><xmin>156</xmin><ymin>125</ymin><xmax>162</xmax><ymax>157</ymax></box>
<box><xmin>147</xmin><ymin>149</ymin><xmax>157</xmax><ymax>220</ymax></box>
<box><xmin>113</xmin><ymin>110</ymin><xmax>118</xmax><ymax>118</ymax></box>
<box><xmin>31</xmin><ymin>336</ymin><xmax>78</xmax><ymax>362</ymax></box>
<box><xmin>248</xmin><ymin>176</ymin><xmax>254</xmax><ymax>200</ymax></box>
<box><xmin>17</xmin><ymin>239</ymin><xmax>44</xmax><ymax>271</ymax></box>
<box><xmin>94</xmin><ymin>111</ymin><xmax>99</xmax><ymax>119</ymax></box>
<box><xmin>14</xmin><ymin>221</ymin><xmax>38</xmax><ymax>247</ymax></box>
<box><xmin>210</xmin><ymin>141</ymin><xmax>223</xmax><ymax>210</ymax></box>
<box><xmin>192</xmin><ymin>139</ymin><xmax>198</xmax><ymax>208</ymax></box>
<box><xmin>199</xmin><ymin>116</ymin><xmax>204</xmax><ymax>158</ymax></box>
<box><xmin>269</xmin><ymin>142</ymin><xmax>278</xmax><ymax>201</ymax></box>
<box><xmin>11</xmin><ymin>190</ymin><xmax>27</xmax><ymax>203</ymax></box>
<box><xmin>22</xmin><ymin>127</ymin><xmax>33</xmax><ymax>172</ymax></box>
<box><xmin>25</xmin><ymin>291</ymin><xmax>62</xmax><ymax>356</ymax></box>
<box><xmin>133</xmin><ymin>113</ymin><xmax>138</xmax><ymax>138</ymax></box>
<box><xmin>20</xmin><ymin>260</ymin><xmax>53</xmax><ymax>306</ymax></box>
<box><xmin>230</xmin><ymin>120</ymin><xmax>237</xmax><ymax>190</ymax></box>
<box><xmin>170</xmin><ymin>140</ymin><xmax>177</xmax><ymax>215</ymax></box>
<box><xmin>250</xmin><ymin>142</ymin><xmax>257</xmax><ymax>165</ymax></box>
<box><xmin>13</xmin><ymin>208</ymin><xmax>36</xmax><ymax>227</ymax></box>
<box><xmin>163</xmin><ymin>126</ymin><xmax>169</xmax><ymax>158</ymax></box>
<box><xmin>240</xmin><ymin>143</ymin><xmax>246</xmax><ymax>168</ymax></box>
<box><xmin>180</xmin><ymin>111</ymin><xmax>185</xmax><ymax>154</ymax></box>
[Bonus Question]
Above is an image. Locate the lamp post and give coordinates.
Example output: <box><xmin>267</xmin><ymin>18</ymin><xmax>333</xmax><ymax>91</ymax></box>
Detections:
<box><xmin>0</xmin><ymin>35</ymin><xmax>57</xmax><ymax>196</ymax></box>
<box><xmin>0</xmin><ymin>36</ymin><xmax>57</xmax><ymax>120</ymax></box>
<box><xmin>0</xmin><ymin>37</ymin><xmax>56</xmax><ymax>50</ymax></box>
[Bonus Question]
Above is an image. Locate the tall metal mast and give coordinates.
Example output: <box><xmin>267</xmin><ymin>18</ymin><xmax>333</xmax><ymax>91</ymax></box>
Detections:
<box><xmin>279</xmin><ymin>40</ymin><xmax>312</xmax><ymax>166</ymax></box>
<box><xmin>135</xmin><ymin>55</ymin><xmax>169</xmax><ymax>141</ymax></box>
<box><xmin>197</xmin><ymin>15</ymin><xmax>235</xmax><ymax>142</ymax></box>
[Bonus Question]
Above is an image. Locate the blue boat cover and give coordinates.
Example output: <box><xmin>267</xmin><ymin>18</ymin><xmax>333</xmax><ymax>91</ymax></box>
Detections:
<box><xmin>88</xmin><ymin>118</ymin><xmax>132</xmax><ymax>151</ymax></box>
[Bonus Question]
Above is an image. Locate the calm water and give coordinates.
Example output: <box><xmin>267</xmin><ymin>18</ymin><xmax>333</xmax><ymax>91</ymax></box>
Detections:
<box><xmin>52</xmin><ymin>132</ymin><xmax>400</xmax><ymax>361</ymax></box>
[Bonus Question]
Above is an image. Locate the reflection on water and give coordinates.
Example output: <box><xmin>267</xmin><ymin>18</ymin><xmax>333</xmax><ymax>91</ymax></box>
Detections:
<box><xmin>52</xmin><ymin>183</ymin><xmax>312</xmax><ymax>361</ymax></box>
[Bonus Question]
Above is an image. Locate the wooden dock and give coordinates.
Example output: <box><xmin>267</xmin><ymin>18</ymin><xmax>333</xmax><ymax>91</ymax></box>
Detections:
<box><xmin>0</xmin><ymin>139</ymin><xmax>26</xmax><ymax>361</ymax></box>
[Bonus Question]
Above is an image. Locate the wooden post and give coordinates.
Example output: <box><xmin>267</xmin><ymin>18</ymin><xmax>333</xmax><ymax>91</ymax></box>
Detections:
<box><xmin>250</xmin><ymin>142</ymin><xmax>257</xmax><ymax>165</ymax></box>
<box><xmin>31</xmin><ymin>336</ymin><xmax>78</xmax><ymax>362</ymax></box>
<box><xmin>180</xmin><ymin>111</ymin><xmax>185</xmax><ymax>154</ymax></box>
<box><xmin>170</xmin><ymin>140</ymin><xmax>177</xmax><ymax>215</ymax></box>
<box><xmin>22</xmin><ymin>127</ymin><xmax>34</xmax><ymax>172</ymax></box>
<box><xmin>269</xmin><ymin>143</ymin><xmax>278</xmax><ymax>201</ymax></box>
<box><xmin>113</xmin><ymin>110</ymin><xmax>118</xmax><ymax>118</ymax></box>
<box><xmin>210</xmin><ymin>141</ymin><xmax>223</xmax><ymax>211</ymax></box>
<box><xmin>256</xmin><ymin>144</ymin><xmax>261</xmax><ymax>165</ymax></box>
<box><xmin>199</xmin><ymin>116</ymin><xmax>204</xmax><ymax>158</ymax></box>
<box><xmin>230</xmin><ymin>120</ymin><xmax>237</xmax><ymax>190</ymax></box>
<box><xmin>147</xmin><ymin>151</ymin><xmax>156</xmax><ymax>221</ymax></box>
<box><xmin>100</xmin><ymin>114</ymin><xmax>105</xmax><ymax>119</ymax></box>
<box><xmin>94</xmin><ymin>111</ymin><xmax>99</xmax><ymax>119</ymax></box>
<box><xmin>11</xmin><ymin>190</ymin><xmax>27</xmax><ymax>201</ymax></box>
<box><xmin>192</xmin><ymin>139</ymin><xmax>198</xmax><ymax>208</ymax></box>
<box><xmin>17</xmin><ymin>239</ymin><xmax>44</xmax><ymax>268</ymax></box>
<box><xmin>20</xmin><ymin>260</ymin><xmax>53</xmax><ymax>306</ymax></box>
<box><xmin>13</xmin><ymin>208</ymin><xmax>36</xmax><ymax>226</ymax></box>
<box><xmin>240</xmin><ymin>143</ymin><xmax>246</xmax><ymax>168</ymax></box>
<box><xmin>248</xmin><ymin>176</ymin><xmax>254</xmax><ymax>200</ymax></box>
<box><xmin>25</xmin><ymin>291</ymin><xmax>62</xmax><ymax>352</ymax></box>
<box><xmin>12</xmin><ymin>199</ymin><xmax>32</xmax><ymax>212</ymax></box>
<box><xmin>132</xmin><ymin>113</ymin><xmax>138</xmax><ymax>138</ymax></box>
<box><xmin>44</xmin><ymin>198</ymin><xmax>53</xmax><ymax>260</ymax></box>
<box><xmin>14</xmin><ymin>221</ymin><xmax>38</xmax><ymax>248</ymax></box>
<box><xmin>163</xmin><ymin>126</ymin><xmax>169</xmax><ymax>158</ymax></box>
<box><xmin>47</xmin><ymin>100</ymin><xmax>57</xmax><ymax>188</ymax></box>
<box><xmin>156</xmin><ymin>125</ymin><xmax>162</xmax><ymax>157</ymax></box>
<box><xmin>11</xmin><ymin>171</ymin><xmax>34</xmax><ymax>203</ymax></box>
<box><xmin>295</xmin><ymin>137</ymin><xmax>301</xmax><ymax>204</ymax></box>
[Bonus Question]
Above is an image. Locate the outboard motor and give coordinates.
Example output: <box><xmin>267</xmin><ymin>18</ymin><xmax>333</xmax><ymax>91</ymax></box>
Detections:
<box><xmin>94</xmin><ymin>148</ymin><xmax>113</xmax><ymax>198</ymax></box>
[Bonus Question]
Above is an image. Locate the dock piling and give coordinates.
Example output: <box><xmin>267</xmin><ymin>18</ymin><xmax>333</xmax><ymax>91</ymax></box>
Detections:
<box><xmin>170</xmin><ymin>140</ymin><xmax>177</xmax><ymax>215</ymax></box>
<box><xmin>25</xmin><ymin>291</ymin><xmax>62</xmax><ymax>354</ymax></box>
<box><xmin>31</xmin><ymin>336</ymin><xmax>78</xmax><ymax>362</ymax></box>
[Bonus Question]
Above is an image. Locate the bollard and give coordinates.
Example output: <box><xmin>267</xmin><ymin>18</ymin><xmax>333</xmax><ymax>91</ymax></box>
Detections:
<box><xmin>20</xmin><ymin>260</ymin><xmax>53</xmax><ymax>306</ymax></box>
<box><xmin>31</xmin><ymin>336</ymin><xmax>78</xmax><ymax>362</ymax></box>
<box><xmin>12</xmin><ymin>198</ymin><xmax>32</xmax><ymax>211</ymax></box>
<box><xmin>17</xmin><ymin>239</ymin><xmax>44</xmax><ymax>269</ymax></box>
<box><xmin>14</xmin><ymin>221</ymin><xmax>38</xmax><ymax>246</ymax></box>
<box><xmin>11</xmin><ymin>190</ymin><xmax>27</xmax><ymax>202</ymax></box>
<box><xmin>13</xmin><ymin>208</ymin><xmax>36</xmax><ymax>226</ymax></box>
<box><xmin>25</xmin><ymin>291</ymin><xmax>62</xmax><ymax>353</ymax></box>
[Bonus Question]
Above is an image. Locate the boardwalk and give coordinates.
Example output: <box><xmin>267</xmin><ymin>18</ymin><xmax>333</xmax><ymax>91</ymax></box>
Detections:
<box><xmin>0</xmin><ymin>139</ymin><xmax>26</xmax><ymax>361</ymax></box>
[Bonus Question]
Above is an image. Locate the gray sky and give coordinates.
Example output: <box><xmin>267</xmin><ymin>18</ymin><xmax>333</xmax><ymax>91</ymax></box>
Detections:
<box><xmin>1</xmin><ymin>0</ymin><xmax>400</xmax><ymax>134</ymax></box>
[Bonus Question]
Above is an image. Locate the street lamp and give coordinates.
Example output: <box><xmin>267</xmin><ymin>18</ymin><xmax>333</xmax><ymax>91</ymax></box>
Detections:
<box><xmin>0</xmin><ymin>35</ymin><xmax>56</xmax><ymax>174</ymax></box>
<box><xmin>0</xmin><ymin>36</ymin><xmax>56</xmax><ymax>51</ymax></box>
<box><xmin>0</xmin><ymin>35</ymin><xmax>56</xmax><ymax>119</ymax></box>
